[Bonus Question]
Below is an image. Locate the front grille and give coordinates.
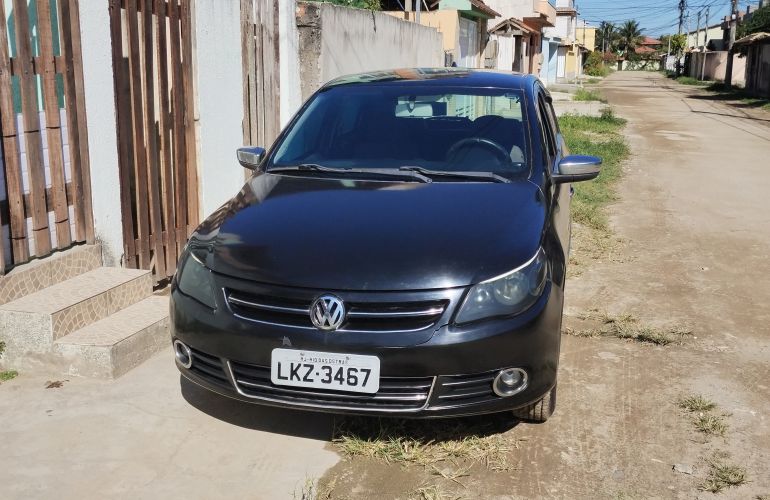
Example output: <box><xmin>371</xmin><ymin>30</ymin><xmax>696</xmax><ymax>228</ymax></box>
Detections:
<box><xmin>226</xmin><ymin>289</ymin><xmax>447</xmax><ymax>333</ymax></box>
<box><xmin>431</xmin><ymin>371</ymin><xmax>498</xmax><ymax>408</ymax></box>
<box><xmin>229</xmin><ymin>360</ymin><xmax>434</xmax><ymax>411</ymax></box>
<box><xmin>189</xmin><ymin>347</ymin><xmax>232</xmax><ymax>390</ymax></box>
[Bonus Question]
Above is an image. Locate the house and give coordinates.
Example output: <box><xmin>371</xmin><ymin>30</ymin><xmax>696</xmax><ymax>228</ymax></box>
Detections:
<box><xmin>575</xmin><ymin>23</ymin><xmax>597</xmax><ymax>51</ymax></box>
<box><xmin>386</xmin><ymin>0</ymin><xmax>500</xmax><ymax>68</ymax></box>
<box><xmin>0</xmin><ymin>0</ymin><xmax>445</xmax><ymax>379</ymax></box>
<box><xmin>735</xmin><ymin>32</ymin><xmax>770</xmax><ymax>97</ymax></box>
<box><xmin>686</xmin><ymin>23</ymin><xmax>726</xmax><ymax>51</ymax></box>
<box><xmin>484</xmin><ymin>0</ymin><xmax>556</xmax><ymax>79</ymax></box>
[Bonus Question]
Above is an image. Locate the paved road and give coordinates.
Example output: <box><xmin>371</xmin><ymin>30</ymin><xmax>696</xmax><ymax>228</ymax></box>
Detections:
<box><xmin>0</xmin><ymin>352</ymin><xmax>340</xmax><ymax>499</ymax></box>
<box><xmin>2</xmin><ymin>72</ymin><xmax>768</xmax><ymax>499</ymax></box>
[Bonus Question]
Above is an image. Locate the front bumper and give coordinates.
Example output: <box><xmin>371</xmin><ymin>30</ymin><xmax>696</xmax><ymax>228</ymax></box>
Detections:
<box><xmin>171</xmin><ymin>279</ymin><xmax>563</xmax><ymax>418</ymax></box>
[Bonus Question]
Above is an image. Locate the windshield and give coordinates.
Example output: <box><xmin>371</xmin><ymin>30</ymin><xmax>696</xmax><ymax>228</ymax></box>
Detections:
<box><xmin>268</xmin><ymin>85</ymin><xmax>529</xmax><ymax>178</ymax></box>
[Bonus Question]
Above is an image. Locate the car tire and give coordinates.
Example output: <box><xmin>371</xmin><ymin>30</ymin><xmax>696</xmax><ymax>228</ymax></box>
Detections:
<box><xmin>512</xmin><ymin>384</ymin><xmax>556</xmax><ymax>423</ymax></box>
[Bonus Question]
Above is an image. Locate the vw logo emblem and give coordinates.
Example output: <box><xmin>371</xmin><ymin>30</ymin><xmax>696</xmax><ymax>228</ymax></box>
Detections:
<box><xmin>310</xmin><ymin>295</ymin><xmax>346</xmax><ymax>331</ymax></box>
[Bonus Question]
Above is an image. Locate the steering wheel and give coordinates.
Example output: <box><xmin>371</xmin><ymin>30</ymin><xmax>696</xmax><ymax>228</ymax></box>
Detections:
<box><xmin>445</xmin><ymin>137</ymin><xmax>513</xmax><ymax>168</ymax></box>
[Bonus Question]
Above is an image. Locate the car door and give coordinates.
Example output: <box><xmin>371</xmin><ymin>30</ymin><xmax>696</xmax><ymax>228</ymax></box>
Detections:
<box><xmin>534</xmin><ymin>86</ymin><xmax>571</xmax><ymax>286</ymax></box>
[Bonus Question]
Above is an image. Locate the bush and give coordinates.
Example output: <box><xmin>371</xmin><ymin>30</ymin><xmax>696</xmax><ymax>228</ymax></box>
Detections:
<box><xmin>586</xmin><ymin>64</ymin><xmax>610</xmax><ymax>77</ymax></box>
<box><xmin>585</xmin><ymin>51</ymin><xmax>609</xmax><ymax>77</ymax></box>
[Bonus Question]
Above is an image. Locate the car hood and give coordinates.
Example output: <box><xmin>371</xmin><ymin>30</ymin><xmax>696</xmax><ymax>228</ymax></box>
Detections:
<box><xmin>194</xmin><ymin>173</ymin><xmax>546</xmax><ymax>291</ymax></box>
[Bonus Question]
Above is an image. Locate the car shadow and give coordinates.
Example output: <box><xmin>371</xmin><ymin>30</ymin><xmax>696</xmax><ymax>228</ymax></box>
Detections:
<box><xmin>180</xmin><ymin>375</ymin><xmax>520</xmax><ymax>444</ymax></box>
<box><xmin>179</xmin><ymin>375</ymin><xmax>335</xmax><ymax>441</ymax></box>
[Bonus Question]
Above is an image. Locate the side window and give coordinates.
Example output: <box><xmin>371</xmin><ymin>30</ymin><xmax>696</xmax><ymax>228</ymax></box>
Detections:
<box><xmin>546</xmin><ymin>101</ymin><xmax>560</xmax><ymax>135</ymax></box>
<box><xmin>536</xmin><ymin>93</ymin><xmax>556</xmax><ymax>160</ymax></box>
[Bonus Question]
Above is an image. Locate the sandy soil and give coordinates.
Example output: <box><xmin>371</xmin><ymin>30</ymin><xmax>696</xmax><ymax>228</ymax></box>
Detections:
<box><xmin>317</xmin><ymin>72</ymin><xmax>770</xmax><ymax>499</ymax></box>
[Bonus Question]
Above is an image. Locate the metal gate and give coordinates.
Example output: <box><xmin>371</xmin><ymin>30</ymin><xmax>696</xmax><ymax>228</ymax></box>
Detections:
<box><xmin>108</xmin><ymin>0</ymin><xmax>199</xmax><ymax>281</ymax></box>
<box><xmin>0</xmin><ymin>0</ymin><xmax>94</xmax><ymax>274</ymax></box>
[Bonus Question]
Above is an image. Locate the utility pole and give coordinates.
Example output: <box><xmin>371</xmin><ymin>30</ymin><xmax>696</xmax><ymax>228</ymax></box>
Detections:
<box><xmin>416</xmin><ymin>0</ymin><xmax>421</xmax><ymax>24</ymax></box>
<box><xmin>696</xmin><ymin>11</ymin><xmax>701</xmax><ymax>49</ymax></box>
<box><xmin>701</xmin><ymin>6</ymin><xmax>709</xmax><ymax>80</ymax></box>
<box><xmin>677</xmin><ymin>0</ymin><xmax>686</xmax><ymax>76</ymax></box>
<box><xmin>725</xmin><ymin>0</ymin><xmax>739</xmax><ymax>88</ymax></box>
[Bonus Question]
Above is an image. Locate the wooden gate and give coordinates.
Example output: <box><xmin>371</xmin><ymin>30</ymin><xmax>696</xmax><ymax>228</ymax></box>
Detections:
<box><xmin>0</xmin><ymin>0</ymin><xmax>94</xmax><ymax>274</ymax></box>
<box><xmin>109</xmin><ymin>0</ymin><xmax>199</xmax><ymax>281</ymax></box>
<box><xmin>241</xmin><ymin>0</ymin><xmax>280</xmax><ymax>147</ymax></box>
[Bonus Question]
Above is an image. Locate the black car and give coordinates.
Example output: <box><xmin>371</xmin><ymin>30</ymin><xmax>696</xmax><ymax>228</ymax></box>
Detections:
<box><xmin>170</xmin><ymin>69</ymin><xmax>601</xmax><ymax>422</ymax></box>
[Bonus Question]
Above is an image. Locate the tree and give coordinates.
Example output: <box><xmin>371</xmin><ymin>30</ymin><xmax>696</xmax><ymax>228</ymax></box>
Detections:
<box><xmin>617</xmin><ymin>20</ymin><xmax>643</xmax><ymax>56</ymax></box>
<box><xmin>737</xmin><ymin>5</ymin><xmax>770</xmax><ymax>38</ymax></box>
<box><xmin>597</xmin><ymin>21</ymin><xmax>618</xmax><ymax>53</ymax></box>
<box><xmin>669</xmin><ymin>33</ymin><xmax>686</xmax><ymax>56</ymax></box>
<box><xmin>319</xmin><ymin>0</ymin><xmax>381</xmax><ymax>9</ymax></box>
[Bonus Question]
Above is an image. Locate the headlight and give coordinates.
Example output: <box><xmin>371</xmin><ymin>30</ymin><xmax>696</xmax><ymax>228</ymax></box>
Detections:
<box><xmin>176</xmin><ymin>251</ymin><xmax>217</xmax><ymax>309</ymax></box>
<box><xmin>455</xmin><ymin>247</ymin><xmax>548</xmax><ymax>325</ymax></box>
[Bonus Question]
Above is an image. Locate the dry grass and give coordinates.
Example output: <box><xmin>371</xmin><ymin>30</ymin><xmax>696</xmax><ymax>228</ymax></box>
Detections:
<box><xmin>565</xmin><ymin>310</ymin><xmax>692</xmax><ymax>345</ymax></box>
<box><xmin>333</xmin><ymin>416</ymin><xmax>519</xmax><ymax>473</ymax></box>
<box><xmin>678</xmin><ymin>395</ymin><xmax>717</xmax><ymax>413</ymax></box>
<box><xmin>700</xmin><ymin>452</ymin><xmax>747</xmax><ymax>493</ymax></box>
<box><xmin>293</xmin><ymin>477</ymin><xmax>335</xmax><ymax>500</ymax></box>
<box><xmin>409</xmin><ymin>484</ymin><xmax>460</xmax><ymax>500</ymax></box>
<box><xmin>693</xmin><ymin>413</ymin><xmax>729</xmax><ymax>437</ymax></box>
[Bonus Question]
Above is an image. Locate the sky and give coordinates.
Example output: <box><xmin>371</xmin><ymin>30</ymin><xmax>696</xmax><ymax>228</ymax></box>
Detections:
<box><xmin>576</xmin><ymin>0</ymin><xmax>760</xmax><ymax>37</ymax></box>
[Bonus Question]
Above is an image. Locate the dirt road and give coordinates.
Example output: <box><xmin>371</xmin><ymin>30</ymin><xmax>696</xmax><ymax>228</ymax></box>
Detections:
<box><xmin>2</xmin><ymin>72</ymin><xmax>768</xmax><ymax>499</ymax></box>
<box><xmin>316</xmin><ymin>72</ymin><xmax>770</xmax><ymax>498</ymax></box>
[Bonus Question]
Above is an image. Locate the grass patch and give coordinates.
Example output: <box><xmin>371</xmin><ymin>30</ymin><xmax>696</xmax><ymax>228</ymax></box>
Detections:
<box><xmin>573</xmin><ymin>88</ymin><xmax>607</xmax><ymax>102</ymax></box>
<box><xmin>700</xmin><ymin>453</ymin><xmax>747</xmax><ymax>493</ymax></box>
<box><xmin>585</xmin><ymin>78</ymin><xmax>601</xmax><ymax>85</ymax></box>
<box><xmin>0</xmin><ymin>370</ymin><xmax>18</xmax><ymax>382</ymax></box>
<box><xmin>559</xmin><ymin>110</ymin><xmax>629</xmax><ymax>234</ymax></box>
<box><xmin>567</xmin><ymin>310</ymin><xmax>692</xmax><ymax>345</ymax></box>
<box><xmin>675</xmin><ymin>76</ymin><xmax>708</xmax><ymax>86</ymax></box>
<box><xmin>678</xmin><ymin>395</ymin><xmax>717</xmax><ymax>413</ymax></box>
<box><xmin>693</xmin><ymin>413</ymin><xmax>729</xmax><ymax>437</ymax></box>
<box><xmin>333</xmin><ymin>416</ymin><xmax>517</xmax><ymax>472</ymax></box>
<box><xmin>704</xmin><ymin>82</ymin><xmax>770</xmax><ymax>110</ymax></box>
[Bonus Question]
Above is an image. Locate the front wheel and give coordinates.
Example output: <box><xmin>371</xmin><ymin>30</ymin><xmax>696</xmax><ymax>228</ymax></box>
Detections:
<box><xmin>511</xmin><ymin>383</ymin><xmax>557</xmax><ymax>423</ymax></box>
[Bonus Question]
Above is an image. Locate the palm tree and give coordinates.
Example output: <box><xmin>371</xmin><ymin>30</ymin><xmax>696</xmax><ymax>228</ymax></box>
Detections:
<box><xmin>617</xmin><ymin>20</ymin><xmax>643</xmax><ymax>56</ymax></box>
<box><xmin>597</xmin><ymin>21</ymin><xmax>617</xmax><ymax>53</ymax></box>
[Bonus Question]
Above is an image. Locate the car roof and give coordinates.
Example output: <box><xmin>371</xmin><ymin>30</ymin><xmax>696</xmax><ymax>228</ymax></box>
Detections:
<box><xmin>322</xmin><ymin>68</ymin><xmax>539</xmax><ymax>91</ymax></box>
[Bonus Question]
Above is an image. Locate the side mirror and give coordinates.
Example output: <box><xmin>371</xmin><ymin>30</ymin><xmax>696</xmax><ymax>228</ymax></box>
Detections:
<box><xmin>553</xmin><ymin>155</ymin><xmax>602</xmax><ymax>184</ymax></box>
<box><xmin>237</xmin><ymin>146</ymin><xmax>265</xmax><ymax>170</ymax></box>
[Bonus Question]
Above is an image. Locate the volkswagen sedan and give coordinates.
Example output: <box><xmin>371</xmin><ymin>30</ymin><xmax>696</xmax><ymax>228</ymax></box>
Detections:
<box><xmin>170</xmin><ymin>69</ymin><xmax>601</xmax><ymax>422</ymax></box>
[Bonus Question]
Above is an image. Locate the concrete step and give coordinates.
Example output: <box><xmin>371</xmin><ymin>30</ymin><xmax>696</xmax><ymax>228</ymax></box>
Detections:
<box><xmin>0</xmin><ymin>267</ymin><xmax>152</xmax><ymax>365</ymax></box>
<box><xmin>53</xmin><ymin>296</ymin><xmax>170</xmax><ymax>379</ymax></box>
<box><xmin>0</xmin><ymin>245</ymin><xmax>102</xmax><ymax>305</ymax></box>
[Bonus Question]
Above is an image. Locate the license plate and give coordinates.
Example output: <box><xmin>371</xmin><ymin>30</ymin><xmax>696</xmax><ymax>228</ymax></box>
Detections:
<box><xmin>270</xmin><ymin>348</ymin><xmax>380</xmax><ymax>394</ymax></box>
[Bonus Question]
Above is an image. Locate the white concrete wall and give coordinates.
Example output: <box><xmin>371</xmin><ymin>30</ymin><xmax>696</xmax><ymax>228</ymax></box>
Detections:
<box><xmin>318</xmin><ymin>4</ymin><xmax>443</xmax><ymax>84</ymax></box>
<box><xmin>279</xmin><ymin>0</ymin><xmax>302</xmax><ymax>128</ymax></box>
<box><xmin>194</xmin><ymin>0</ymin><xmax>246</xmax><ymax>218</ymax></box>
<box><xmin>484</xmin><ymin>0</ymin><xmax>535</xmax><ymax>23</ymax></box>
<box><xmin>79</xmin><ymin>2</ymin><xmax>123</xmax><ymax>266</ymax></box>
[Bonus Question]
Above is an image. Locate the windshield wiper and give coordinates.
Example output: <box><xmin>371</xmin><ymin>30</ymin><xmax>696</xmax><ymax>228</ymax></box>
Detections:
<box><xmin>268</xmin><ymin>164</ymin><xmax>432</xmax><ymax>183</ymax></box>
<box><xmin>398</xmin><ymin>166</ymin><xmax>511</xmax><ymax>183</ymax></box>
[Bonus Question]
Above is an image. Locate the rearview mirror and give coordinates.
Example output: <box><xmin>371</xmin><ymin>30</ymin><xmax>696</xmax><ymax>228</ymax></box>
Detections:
<box><xmin>553</xmin><ymin>155</ymin><xmax>602</xmax><ymax>184</ymax></box>
<box><xmin>237</xmin><ymin>146</ymin><xmax>265</xmax><ymax>170</ymax></box>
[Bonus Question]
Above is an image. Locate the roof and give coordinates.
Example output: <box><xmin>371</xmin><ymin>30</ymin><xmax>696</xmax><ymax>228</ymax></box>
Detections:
<box><xmin>434</xmin><ymin>0</ymin><xmax>500</xmax><ymax>18</ymax></box>
<box><xmin>322</xmin><ymin>68</ymin><xmax>536</xmax><ymax>90</ymax></box>
<box><xmin>556</xmin><ymin>6</ymin><xmax>577</xmax><ymax>15</ymax></box>
<box><xmin>734</xmin><ymin>32</ymin><xmax>770</xmax><ymax>46</ymax></box>
<box><xmin>489</xmin><ymin>17</ymin><xmax>536</xmax><ymax>36</ymax></box>
<box><xmin>635</xmin><ymin>45</ymin><xmax>657</xmax><ymax>54</ymax></box>
<box><xmin>641</xmin><ymin>36</ymin><xmax>662</xmax><ymax>45</ymax></box>
<box><xmin>470</xmin><ymin>0</ymin><xmax>500</xmax><ymax>18</ymax></box>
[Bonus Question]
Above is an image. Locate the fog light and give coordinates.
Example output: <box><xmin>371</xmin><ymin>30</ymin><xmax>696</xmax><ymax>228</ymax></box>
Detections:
<box><xmin>493</xmin><ymin>368</ymin><xmax>528</xmax><ymax>397</ymax></box>
<box><xmin>174</xmin><ymin>340</ymin><xmax>192</xmax><ymax>369</ymax></box>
